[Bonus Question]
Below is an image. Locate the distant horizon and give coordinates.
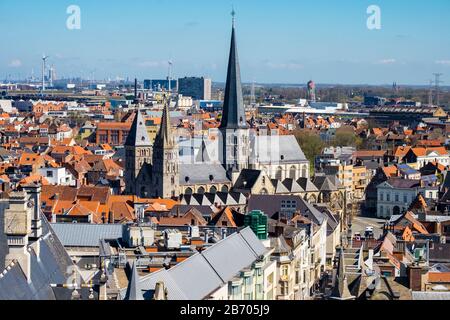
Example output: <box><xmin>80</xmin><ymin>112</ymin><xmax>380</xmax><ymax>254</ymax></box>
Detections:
<box><xmin>4</xmin><ymin>78</ymin><xmax>449</xmax><ymax>89</ymax></box>
<box><xmin>1</xmin><ymin>0</ymin><xmax>449</xmax><ymax>86</ymax></box>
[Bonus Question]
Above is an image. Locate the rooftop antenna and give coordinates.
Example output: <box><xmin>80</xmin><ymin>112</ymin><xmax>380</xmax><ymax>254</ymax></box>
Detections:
<box><xmin>433</xmin><ymin>73</ymin><xmax>444</xmax><ymax>106</ymax></box>
<box><xmin>41</xmin><ymin>54</ymin><xmax>49</xmax><ymax>94</ymax></box>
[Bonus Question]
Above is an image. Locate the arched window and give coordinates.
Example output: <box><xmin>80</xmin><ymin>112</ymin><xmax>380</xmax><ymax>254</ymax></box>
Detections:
<box><xmin>275</xmin><ymin>167</ymin><xmax>283</xmax><ymax>180</ymax></box>
<box><xmin>185</xmin><ymin>187</ymin><xmax>193</xmax><ymax>195</ymax></box>
<box><xmin>210</xmin><ymin>186</ymin><xmax>217</xmax><ymax>194</ymax></box>
<box><xmin>260</xmin><ymin>188</ymin><xmax>268</xmax><ymax>195</ymax></box>
<box><xmin>302</xmin><ymin>165</ymin><xmax>308</xmax><ymax>178</ymax></box>
<box><xmin>198</xmin><ymin>187</ymin><xmax>205</xmax><ymax>195</ymax></box>
<box><xmin>221</xmin><ymin>185</ymin><xmax>229</xmax><ymax>193</ymax></box>
<box><xmin>289</xmin><ymin>166</ymin><xmax>296</xmax><ymax>179</ymax></box>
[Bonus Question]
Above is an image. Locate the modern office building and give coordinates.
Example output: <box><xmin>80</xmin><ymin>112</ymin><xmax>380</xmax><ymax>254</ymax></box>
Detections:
<box><xmin>178</xmin><ymin>77</ymin><xmax>212</xmax><ymax>100</ymax></box>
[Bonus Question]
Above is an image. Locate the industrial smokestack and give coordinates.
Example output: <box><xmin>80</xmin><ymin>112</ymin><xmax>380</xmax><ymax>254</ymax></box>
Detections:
<box><xmin>134</xmin><ymin>78</ymin><xmax>138</xmax><ymax>102</ymax></box>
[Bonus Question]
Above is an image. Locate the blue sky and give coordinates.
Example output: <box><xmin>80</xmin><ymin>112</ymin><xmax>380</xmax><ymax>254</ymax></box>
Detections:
<box><xmin>1</xmin><ymin>0</ymin><xmax>450</xmax><ymax>85</ymax></box>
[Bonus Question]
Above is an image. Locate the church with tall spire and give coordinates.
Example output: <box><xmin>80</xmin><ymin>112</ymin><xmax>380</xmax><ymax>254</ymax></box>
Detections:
<box><xmin>219</xmin><ymin>9</ymin><xmax>250</xmax><ymax>182</ymax></box>
<box><xmin>124</xmin><ymin>11</ymin><xmax>310</xmax><ymax>199</ymax></box>
<box><xmin>124</xmin><ymin>107</ymin><xmax>153</xmax><ymax>195</ymax></box>
<box><xmin>151</xmin><ymin>97</ymin><xmax>180</xmax><ymax>199</ymax></box>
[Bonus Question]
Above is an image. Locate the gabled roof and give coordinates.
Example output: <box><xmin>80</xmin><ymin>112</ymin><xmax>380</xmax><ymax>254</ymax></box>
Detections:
<box><xmin>313</xmin><ymin>175</ymin><xmax>338</xmax><ymax>192</ymax></box>
<box><xmin>124</xmin><ymin>261</ymin><xmax>143</xmax><ymax>300</ymax></box>
<box><xmin>282</xmin><ymin>178</ymin><xmax>305</xmax><ymax>193</ymax></box>
<box><xmin>233</xmin><ymin>169</ymin><xmax>263</xmax><ymax>190</ymax></box>
<box><xmin>209</xmin><ymin>206</ymin><xmax>237</xmax><ymax>227</ymax></box>
<box><xmin>271</xmin><ymin>179</ymin><xmax>290</xmax><ymax>194</ymax></box>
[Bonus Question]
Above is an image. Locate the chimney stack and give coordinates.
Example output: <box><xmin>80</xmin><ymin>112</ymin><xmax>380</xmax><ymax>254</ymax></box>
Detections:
<box><xmin>4</xmin><ymin>192</ymin><xmax>32</xmax><ymax>280</ymax></box>
<box><xmin>22</xmin><ymin>183</ymin><xmax>42</xmax><ymax>241</ymax></box>
<box><xmin>407</xmin><ymin>265</ymin><xmax>423</xmax><ymax>291</ymax></box>
<box><xmin>134</xmin><ymin>78</ymin><xmax>138</xmax><ymax>102</ymax></box>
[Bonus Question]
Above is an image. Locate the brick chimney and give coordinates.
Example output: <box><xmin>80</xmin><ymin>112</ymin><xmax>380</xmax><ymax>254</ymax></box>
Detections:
<box><xmin>407</xmin><ymin>265</ymin><xmax>423</xmax><ymax>291</ymax></box>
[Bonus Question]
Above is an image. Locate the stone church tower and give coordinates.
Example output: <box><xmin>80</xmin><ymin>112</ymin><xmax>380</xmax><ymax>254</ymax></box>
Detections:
<box><xmin>124</xmin><ymin>109</ymin><xmax>153</xmax><ymax>195</ymax></box>
<box><xmin>219</xmin><ymin>12</ymin><xmax>250</xmax><ymax>183</ymax></box>
<box><xmin>151</xmin><ymin>100</ymin><xmax>180</xmax><ymax>198</ymax></box>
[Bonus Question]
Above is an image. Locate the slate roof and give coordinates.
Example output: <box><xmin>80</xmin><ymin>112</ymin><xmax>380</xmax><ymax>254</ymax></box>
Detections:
<box><xmin>297</xmin><ymin>177</ymin><xmax>319</xmax><ymax>192</ymax></box>
<box><xmin>124</xmin><ymin>110</ymin><xmax>152</xmax><ymax>147</ymax></box>
<box><xmin>0</xmin><ymin>213</ymin><xmax>86</xmax><ymax>300</ymax></box>
<box><xmin>180</xmin><ymin>164</ymin><xmax>230</xmax><ymax>185</ymax></box>
<box><xmin>181</xmin><ymin>192</ymin><xmax>246</xmax><ymax>207</ymax></box>
<box><xmin>282</xmin><ymin>178</ymin><xmax>305</xmax><ymax>193</ymax></box>
<box><xmin>124</xmin><ymin>261</ymin><xmax>143</xmax><ymax>300</ymax></box>
<box><xmin>384</xmin><ymin>178</ymin><xmax>421</xmax><ymax>189</ymax></box>
<box><xmin>313</xmin><ymin>175</ymin><xmax>338</xmax><ymax>192</ymax></box>
<box><xmin>233</xmin><ymin>169</ymin><xmax>262</xmax><ymax>190</ymax></box>
<box><xmin>251</xmin><ymin>135</ymin><xmax>307</xmax><ymax>164</ymax></box>
<box><xmin>247</xmin><ymin>194</ymin><xmax>326</xmax><ymax>225</ymax></box>
<box><xmin>272</xmin><ymin>179</ymin><xmax>290</xmax><ymax>194</ymax></box>
<box><xmin>219</xmin><ymin>20</ymin><xmax>247</xmax><ymax>130</ymax></box>
<box><xmin>170</xmin><ymin>205</ymin><xmax>216</xmax><ymax>218</ymax></box>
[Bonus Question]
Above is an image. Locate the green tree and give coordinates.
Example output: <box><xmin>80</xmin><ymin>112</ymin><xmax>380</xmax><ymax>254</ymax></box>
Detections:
<box><xmin>294</xmin><ymin>129</ymin><xmax>325</xmax><ymax>172</ymax></box>
<box><xmin>330</xmin><ymin>126</ymin><xmax>363</xmax><ymax>149</ymax></box>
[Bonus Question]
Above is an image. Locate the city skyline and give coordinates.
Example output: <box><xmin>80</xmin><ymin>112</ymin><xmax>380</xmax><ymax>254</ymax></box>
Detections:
<box><xmin>1</xmin><ymin>0</ymin><xmax>450</xmax><ymax>85</ymax></box>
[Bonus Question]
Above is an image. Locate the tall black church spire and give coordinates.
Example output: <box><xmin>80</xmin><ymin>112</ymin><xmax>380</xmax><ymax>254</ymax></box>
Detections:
<box><xmin>219</xmin><ymin>10</ymin><xmax>247</xmax><ymax>130</ymax></box>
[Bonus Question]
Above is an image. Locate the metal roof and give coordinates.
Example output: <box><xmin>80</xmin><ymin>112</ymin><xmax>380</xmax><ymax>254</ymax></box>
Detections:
<box><xmin>50</xmin><ymin>223</ymin><xmax>123</xmax><ymax>247</ymax></box>
<box><xmin>250</xmin><ymin>135</ymin><xmax>308</xmax><ymax>164</ymax></box>
<box><xmin>119</xmin><ymin>227</ymin><xmax>267</xmax><ymax>300</ymax></box>
<box><xmin>180</xmin><ymin>163</ymin><xmax>230</xmax><ymax>185</ymax></box>
<box><xmin>412</xmin><ymin>291</ymin><xmax>450</xmax><ymax>300</ymax></box>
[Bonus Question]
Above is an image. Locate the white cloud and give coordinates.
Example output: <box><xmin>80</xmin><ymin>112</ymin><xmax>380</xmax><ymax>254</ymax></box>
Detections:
<box><xmin>375</xmin><ymin>58</ymin><xmax>396</xmax><ymax>65</ymax></box>
<box><xmin>9</xmin><ymin>59</ymin><xmax>22</xmax><ymax>67</ymax></box>
<box><xmin>137</xmin><ymin>60</ymin><xmax>165</xmax><ymax>68</ymax></box>
<box><xmin>265</xmin><ymin>61</ymin><xmax>304</xmax><ymax>70</ymax></box>
<box><xmin>436</xmin><ymin>60</ymin><xmax>450</xmax><ymax>66</ymax></box>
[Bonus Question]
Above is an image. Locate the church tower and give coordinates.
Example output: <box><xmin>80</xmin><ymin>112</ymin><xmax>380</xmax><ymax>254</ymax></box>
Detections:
<box><xmin>124</xmin><ymin>109</ymin><xmax>153</xmax><ymax>195</ymax></box>
<box><xmin>151</xmin><ymin>99</ymin><xmax>180</xmax><ymax>198</ymax></box>
<box><xmin>219</xmin><ymin>10</ymin><xmax>250</xmax><ymax>183</ymax></box>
